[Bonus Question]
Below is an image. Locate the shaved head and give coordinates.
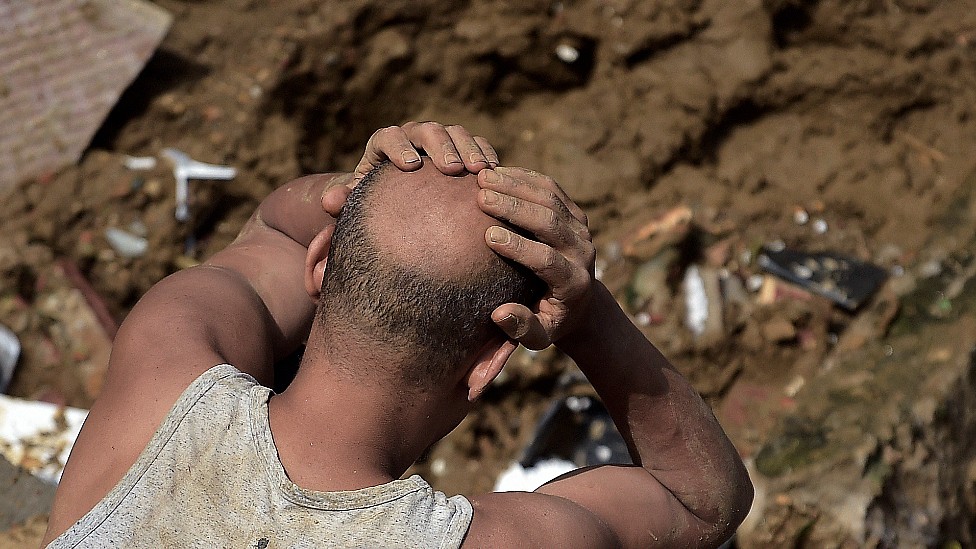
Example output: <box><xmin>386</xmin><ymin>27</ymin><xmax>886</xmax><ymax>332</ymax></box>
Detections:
<box><xmin>366</xmin><ymin>161</ymin><xmax>502</xmax><ymax>278</ymax></box>
<box><xmin>315</xmin><ymin>159</ymin><xmax>543</xmax><ymax>388</ymax></box>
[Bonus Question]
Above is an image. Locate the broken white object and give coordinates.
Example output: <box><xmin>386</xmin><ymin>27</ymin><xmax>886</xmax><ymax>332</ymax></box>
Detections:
<box><xmin>0</xmin><ymin>395</ymin><xmax>88</xmax><ymax>484</ymax></box>
<box><xmin>555</xmin><ymin>44</ymin><xmax>580</xmax><ymax>63</ymax></box>
<box><xmin>494</xmin><ymin>458</ymin><xmax>577</xmax><ymax>492</ymax></box>
<box><xmin>122</xmin><ymin>155</ymin><xmax>157</xmax><ymax>170</ymax></box>
<box><xmin>105</xmin><ymin>227</ymin><xmax>149</xmax><ymax>258</ymax></box>
<box><xmin>683</xmin><ymin>265</ymin><xmax>708</xmax><ymax>337</ymax></box>
<box><xmin>162</xmin><ymin>148</ymin><xmax>236</xmax><ymax>221</ymax></box>
<box><xmin>0</xmin><ymin>325</ymin><xmax>19</xmax><ymax>394</ymax></box>
<box><xmin>792</xmin><ymin>208</ymin><xmax>809</xmax><ymax>225</ymax></box>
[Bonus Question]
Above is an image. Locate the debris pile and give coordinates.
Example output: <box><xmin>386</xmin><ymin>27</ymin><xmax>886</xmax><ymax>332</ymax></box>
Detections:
<box><xmin>3</xmin><ymin>0</ymin><xmax>976</xmax><ymax>546</ymax></box>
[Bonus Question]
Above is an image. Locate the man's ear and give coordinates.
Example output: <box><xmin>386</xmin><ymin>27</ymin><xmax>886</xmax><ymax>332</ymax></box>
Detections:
<box><xmin>304</xmin><ymin>224</ymin><xmax>336</xmax><ymax>302</ymax></box>
<box><xmin>466</xmin><ymin>338</ymin><xmax>518</xmax><ymax>402</ymax></box>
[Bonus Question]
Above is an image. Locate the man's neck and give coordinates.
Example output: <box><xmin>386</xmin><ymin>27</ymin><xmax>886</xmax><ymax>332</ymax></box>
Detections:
<box><xmin>266</xmin><ymin>356</ymin><xmax>453</xmax><ymax>492</ymax></box>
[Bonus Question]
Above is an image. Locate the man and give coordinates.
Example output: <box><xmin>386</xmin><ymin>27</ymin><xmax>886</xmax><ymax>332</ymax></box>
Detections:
<box><xmin>43</xmin><ymin>122</ymin><xmax>753</xmax><ymax>547</ymax></box>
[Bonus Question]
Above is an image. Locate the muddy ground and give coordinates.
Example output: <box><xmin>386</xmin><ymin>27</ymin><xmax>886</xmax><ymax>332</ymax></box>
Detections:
<box><xmin>2</xmin><ymin>0</ymin><xmax>976</xmax><ymax>546</ymax></box>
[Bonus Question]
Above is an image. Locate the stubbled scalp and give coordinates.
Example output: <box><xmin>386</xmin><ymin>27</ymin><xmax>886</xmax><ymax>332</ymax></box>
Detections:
<box><xmin>365</xmin><ymin>159</ymin><xmax>502</xmax><ymax>279</ymax></box>
<box><xmin>315</xmin><ymin>158</ymin><xmax>544</xmax><ymax>388</ymax></box>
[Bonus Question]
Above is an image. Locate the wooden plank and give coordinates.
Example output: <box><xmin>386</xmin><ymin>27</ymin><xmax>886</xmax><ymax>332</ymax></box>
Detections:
<box><xmin>0</xmin><ymin>0</ymin><xmax>171</xmax><ymax>190</ymax></box>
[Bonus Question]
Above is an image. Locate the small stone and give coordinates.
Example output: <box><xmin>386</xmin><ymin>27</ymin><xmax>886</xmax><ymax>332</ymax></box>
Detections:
<box><xmin>201</xmin><ymin>105</ymin><xmax>223</xmax><ymax>122</ymax></box>
<box><xmin>555</xmin><ymin>43</ymin><xmax>580</xmax><ymax>63</ymax></box>
<box><xmin>792</xmin><ymin>207</ymin><xmax>809</xmax><ymax>225</ymax></box>
<box><xmin>143</xmin><ymin>178</ymin><xmax>164</xmax><ymax>199</ymax></box>
<box><xmin>762</xmin><ymin>316</ymin><xmax>796</xmax><ymax>343</ymax></box>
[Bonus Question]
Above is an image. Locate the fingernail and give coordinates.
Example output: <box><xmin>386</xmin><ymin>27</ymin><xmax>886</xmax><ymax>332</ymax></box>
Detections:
<box><xmin>501</xmin><ymin>314</ymin><xmax>518</xmax><ymax>330</ymax></box>
<box><xmin>469</xmin><ymin>153</ymin><xmax>487</xmax><ymax>165</ymax></box>
<box><xmin>488</xmin><ymin>160</ymin><xmax>499</xmax><ymax>168</ymax></box>
<box><xmin>402</xmin><ymin>150</ymin><xmax>421</xmax><ymax>164</ymax></box>
<box><xmin>483</xmin><ymin>169</ymin><xmax>500</xmax><ymax>182</ymax></box>
<box><xmin>482</xmin><ymin>189</ymin><xmax>499</xmax><ymax>205</ymax></box>
<box><xmin>488</xmin><ymin>226</ymin><xmax>510</xmax><ymax>244</ymax></box>
<box><xmin>445</xmin><ymin>152</ymin><xmax>462</xmax><ymax>165</ymax></box>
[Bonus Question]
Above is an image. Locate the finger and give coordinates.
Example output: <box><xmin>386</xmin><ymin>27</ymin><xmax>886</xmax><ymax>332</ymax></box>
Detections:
<box><xmin>491</xmin><ymin>303</ymin><xmax>551</xmax><ymax>350</ymax></box>
<box><xmin>321</xmin><ymin>184</ymin><xmax>352</xmax><ymax>217</ymax></box>
<box><xmin>479</xmin><ymin>187</ymin><xmax>582</xmax><ymax>251</ymax></box>
<box><xmin>473</xmin><ymin>136</ymin><xmax>499</xmax><ymax>168</ymax></box>
<box><xmin>485</xmin><ymin>226</ymin><xmax>583</xmax><ymax>300</ymax></box>
<box><xmin>402</xmin><ymin>121</ymin><xmax>466</xmax><ymax>175</ymax></box>
<box><xmin>354</xmin><ymin>126</ymin><xmax>423</xmax><ymax>181</ymax></box>
<box><xmin>444</xmin><ymin>125</ymin><xmax>490</xmax><ymax>172</ymax></box>
<box><xmin>479</xmin><ymin>169</ymin><xmax>590</xmax><ymax>242</ymax></box>
<box><xmin>493</xmin><ymin>167</ymin><xmax>588</xmax><ymax>227</ymax></box>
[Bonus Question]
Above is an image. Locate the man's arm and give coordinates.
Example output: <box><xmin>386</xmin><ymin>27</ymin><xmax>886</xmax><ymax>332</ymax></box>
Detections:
<box><xmin>43</xmin><ymin>122</ymin><xmax>498</xmax><ymax>544</ymax></box>
<box><xmin>465</xmin><ymin>168</ymin><xmax>753</xmax><ymax>548</ymax></box>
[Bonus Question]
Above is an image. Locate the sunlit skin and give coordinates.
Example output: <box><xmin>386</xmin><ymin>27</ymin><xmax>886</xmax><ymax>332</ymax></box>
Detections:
<box><xmin>43</xmin><ymin>122</ymin><xmax>752</xmax><ymax>548</ymax></box>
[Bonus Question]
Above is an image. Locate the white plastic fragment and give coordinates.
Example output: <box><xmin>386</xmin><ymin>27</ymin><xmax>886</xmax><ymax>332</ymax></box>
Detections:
<box><xmin>105</xmin><ymin>227</ymin><xmax>149</xmax><ymax>258</ymax></box>
<box><xmin>792</xmin><ymin>208</ymin><xmax>809</xmax><ymax>225</ymax></box>
<box><xmin>162</xmin><ymin>148</ymin><xmax>237</xmax><ymax>222</ymax></box>
<box><xmin>0</xmin><ymin>395</ymin><xmax>88</xmax><ymax>483</ymax></box>
<box><xmin>594</xmin><ymin>445</ymin><xmax>613</xmax><ymax>463</ymax></box>
<box><xmin>494</xmin><ymin>458</ymin><xmax>577</xmax><ymax>492</ymax></box>
<box><xmin>0</xmin><ymin>325</ymin><xmax>20</xmax><ymax>394</ymax></box>
<box><xmin>555</xmin><ymin>43</ymin><xmax>580</xmax><ymax>63</ymax></box>
<box><xmin>122</xmin><ymin>155</ymin><xmax>157</xmax><ymax>170</ymax></box>
<box><xmin>683</xmin><ymin>265</ymin><xmax>708</xmax><ymax>337</ymax></box>
<box><xmin>812</xmin><ymin>219</ymin><xmax>828</xmax><ymax>234</ymax></box>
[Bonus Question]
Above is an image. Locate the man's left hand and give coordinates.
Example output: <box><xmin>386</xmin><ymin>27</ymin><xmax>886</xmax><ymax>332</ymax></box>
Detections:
<box><xmin>323</xmin><ymin>122</ymin><xmax>499</xmax><ymax>216</ymax></box>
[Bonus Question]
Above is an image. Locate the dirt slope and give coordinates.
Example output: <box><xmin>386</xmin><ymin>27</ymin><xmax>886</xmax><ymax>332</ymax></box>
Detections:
<box><xmin>2</xmin><ymin>0</ymin><xmax>975</xmax><ymax>545</ymax></box>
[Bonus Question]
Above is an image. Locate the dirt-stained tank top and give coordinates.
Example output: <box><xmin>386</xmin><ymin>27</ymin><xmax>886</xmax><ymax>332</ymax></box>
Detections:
<box><xmin>48</xmin><ymin>364</ymin><xmax>473</xmax><ymax>548</ymax></box>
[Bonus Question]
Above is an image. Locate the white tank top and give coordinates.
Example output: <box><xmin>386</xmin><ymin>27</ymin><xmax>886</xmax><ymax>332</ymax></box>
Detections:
<box><xmin>48</xmin><ymin>364</ymin><xmax>473</xmax><ymax>548</ymax></box>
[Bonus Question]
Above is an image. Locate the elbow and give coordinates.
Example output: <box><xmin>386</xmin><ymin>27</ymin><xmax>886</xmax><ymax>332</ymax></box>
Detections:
<box><xmin>729</xmin><ymin>469</ymin><xmax>755</xmax><ymax>530</ymax></box>
<box><xmin>708</xmin><ymin>462</ymin><xmax>755</xmax><ymax>545</ymax></box>
<box><xmin>688</xmin><ymin>459</ymin><xmax>754</xmax><ymax>547</ymax></box>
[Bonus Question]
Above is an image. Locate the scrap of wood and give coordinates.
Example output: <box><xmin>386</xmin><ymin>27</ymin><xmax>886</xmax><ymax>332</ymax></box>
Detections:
<box><xmin>0</xmin><ymin>0</ymin><xmax>172</xmax><ymax>190</ymax></box>
<box><xmin>621</xmin><ymin>205</ymin><xmax>693</xmax><ymax>260</ymax></box>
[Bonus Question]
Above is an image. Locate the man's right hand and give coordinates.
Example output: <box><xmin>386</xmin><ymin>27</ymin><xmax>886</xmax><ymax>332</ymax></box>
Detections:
<box><xmin>468</xmin><ymin>165</ymin><xmax>753</xmax><ymax>549</ymax></box>
<box><xmin>476</xmin><ymin>167</ymin><xmax>598</xmax><ymax>350</ymax></box>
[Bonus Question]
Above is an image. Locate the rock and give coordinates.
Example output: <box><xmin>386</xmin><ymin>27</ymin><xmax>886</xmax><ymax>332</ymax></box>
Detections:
<box><xmin>737</xmin><ymin>315</ymin><xmax>976</xmax><ymax>547</ymax></box>
<box><xmin>761</xmin><ymin>315</ymin><xmax>795</xmax><ymax>343</ymax></box>
<box><xmin>0</xmin><ymin>456</ymin><xmax>55</xmax><ymax>531</ymax></box>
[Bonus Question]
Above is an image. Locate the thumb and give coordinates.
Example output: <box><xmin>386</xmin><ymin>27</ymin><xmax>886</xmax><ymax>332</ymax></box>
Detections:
<box><xmin>491</xmin><ymin>303</ymin><xmax>551</xmax><ymax>350</ymax></box>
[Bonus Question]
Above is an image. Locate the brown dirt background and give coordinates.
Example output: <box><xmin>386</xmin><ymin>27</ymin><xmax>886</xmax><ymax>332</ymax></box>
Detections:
<box><xmin>2</xmin><ymin>0</ymin><xmax>976</xmax><ymax>546</ymax></box>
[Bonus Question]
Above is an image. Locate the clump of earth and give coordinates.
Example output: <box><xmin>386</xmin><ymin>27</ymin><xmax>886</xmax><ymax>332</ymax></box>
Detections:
<box><xmin>2</xmin><ymin>0</ymin><xmax>976</xmax><ymax>546</ymax></box>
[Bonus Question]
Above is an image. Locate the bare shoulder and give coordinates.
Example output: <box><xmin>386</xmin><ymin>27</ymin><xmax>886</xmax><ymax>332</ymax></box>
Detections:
<box><xmin>42</xmin><ymin>264</ymin><xmax>277</xmax><ymax>544</ymax></box>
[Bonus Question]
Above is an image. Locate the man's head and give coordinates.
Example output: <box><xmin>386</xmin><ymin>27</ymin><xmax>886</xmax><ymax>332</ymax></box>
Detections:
<box><xmin>311</xmin><ymin>159</ymin><xmax>544</xmax><ymax>390</ymax></box>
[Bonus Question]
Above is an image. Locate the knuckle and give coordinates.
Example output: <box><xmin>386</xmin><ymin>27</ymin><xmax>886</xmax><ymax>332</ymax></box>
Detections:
<box><xmin>543</xmin><ymin>190</ymin><xmax>559</xmax><ymax>209</ymax></box>
<box><xmin>543</xmin><ymin>248</ymin><xmax>559</xmax><ymax>269</ymax></box>
<box><xmin>584</xmin><ymin>247</ymin><xmax>597</xmax><ymax>268</ymax></box>
<box><xmin>545</xmin><ymin>208</ymin><xmax>560</xmax><ymax>233</ymax></box>
<box><xmin>578</xmin><ymin>225</ymin><xmax>592</xmax><ymax>242</ymax></box>
<box><xmin>508</xmin><ymin>196</ymin><xmax>522</xmax><ymax>214</ymax></box>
